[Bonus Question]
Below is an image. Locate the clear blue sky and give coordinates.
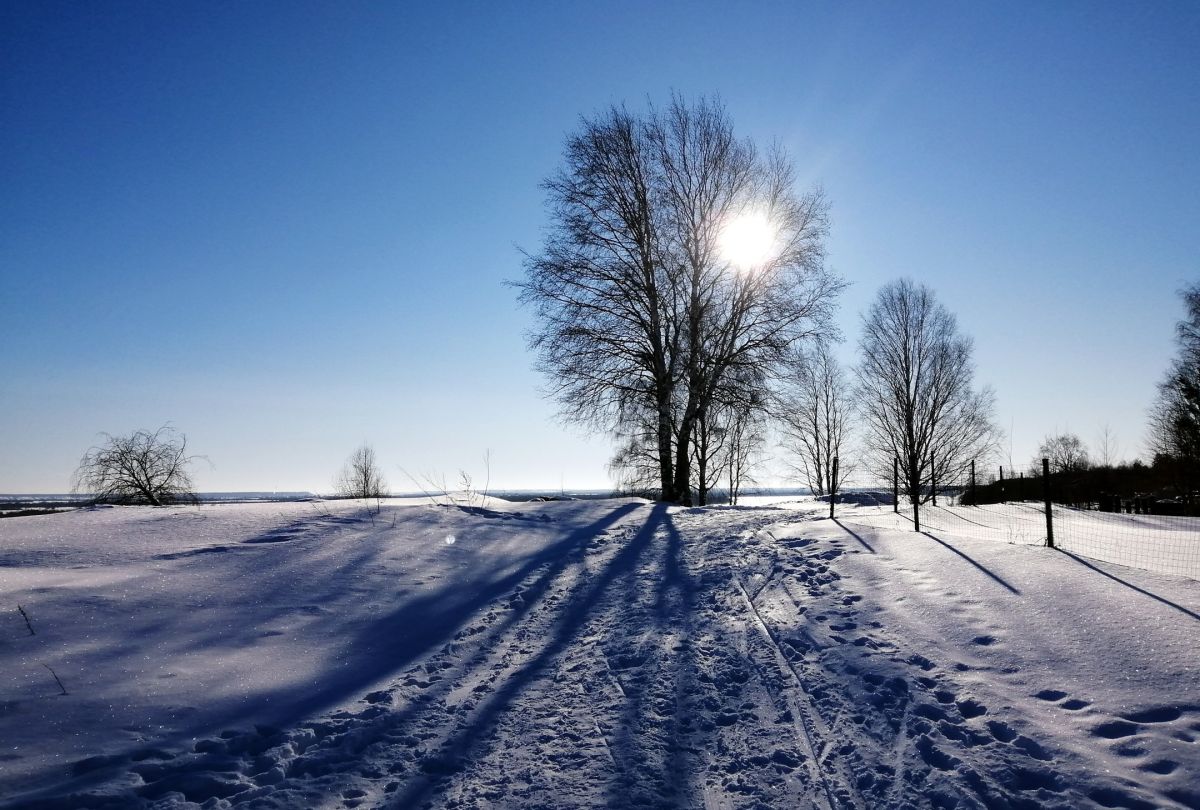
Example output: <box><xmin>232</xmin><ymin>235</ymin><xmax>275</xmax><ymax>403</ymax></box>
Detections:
<box><xmin>2</xmin><ymin>1</ymin><xmax>1197</xmax><ymax>493</ymax></box>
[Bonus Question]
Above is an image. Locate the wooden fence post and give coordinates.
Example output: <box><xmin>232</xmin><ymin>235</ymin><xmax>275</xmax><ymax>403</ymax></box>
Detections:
<box><xmin>893</xmin><ymin>457</ymin><xmax>899</xmax><ymax>514</ymax></box>
<box><xmin>829</xmin><ymin>456</ymin><xmax>838</xmax><ymax>520</ymax></box>
<box><xmin>1043</xmin><ymin>457</ymin><xmax>1055</xmax><ymax>548</ymax></box>
<box><xmin>912</xmin><ymin>457</ymin><xmax>921</xmax><ymax>532</ymax></box>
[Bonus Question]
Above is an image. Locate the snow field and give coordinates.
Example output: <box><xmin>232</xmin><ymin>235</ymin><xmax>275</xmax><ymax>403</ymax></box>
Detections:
<box><xmin>0</xmin><ymin>498</ymin><xmax>1197</xmax><ymax>808</ymax></box>
<box><xmin>855</xmin><ymin>501</ymin><xmax>1200</xmax><ymax>580</ymax></box>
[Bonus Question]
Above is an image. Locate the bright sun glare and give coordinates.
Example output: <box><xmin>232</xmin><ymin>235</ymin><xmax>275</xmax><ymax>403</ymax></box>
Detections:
<box><xmin>719</xmin><ymin>212</ymin><xmax>776</xmax><ymax>270</ymax></box>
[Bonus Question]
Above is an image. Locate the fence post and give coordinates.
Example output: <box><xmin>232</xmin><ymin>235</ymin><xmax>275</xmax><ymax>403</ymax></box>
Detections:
<box><xmin>930</xmin><ymin>453</ymin><xmax>937</xmax><ymax>506</ymax></box>
<box><xmin>1042</xmin><ymin>457</ymin><xmax>1055</xmax><ymax>549</ymax></box>
<box><xmin>999</xmin><ymin>465</ymin><xmax>1006</xmax><ymax>504</ymax></box>
<box><xmin>970</xmin><ymin>460</ymin><xmax>977</xmax><ymax>505</ymax></box>
<box><xmin>893</xmin><ymin>457</ymin><xmax>899</xmax><ymax>514</ymax></box>
<box><xmin>912</xmin><ymin>458</ymin><xmax>921</xmax><ymax>532</ymax></box>
<box><xmin>829</xmin><ymin>456</ymin><xmax>838</xmax><ymax>520</ymax></box>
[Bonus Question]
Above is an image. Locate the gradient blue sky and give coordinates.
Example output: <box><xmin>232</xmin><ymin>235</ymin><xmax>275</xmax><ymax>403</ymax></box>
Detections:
<box><xmin>2</xmin><ymin>1</ymin><xmax>1197</xmax><ymax>493</ymax></box>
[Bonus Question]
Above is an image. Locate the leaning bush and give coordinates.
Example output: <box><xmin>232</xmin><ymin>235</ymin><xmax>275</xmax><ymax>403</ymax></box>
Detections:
<box><xmin>72</xmin><ymin>426</ymin><xmax>199</xmax><ymax>505</ymax></box>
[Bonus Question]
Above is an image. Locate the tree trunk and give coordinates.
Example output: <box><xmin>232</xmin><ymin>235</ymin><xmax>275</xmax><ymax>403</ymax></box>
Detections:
<box><xmin>673</xmin><ymin>408</ymin><xmax>695</xmax><ymax>506</ymax></box>
<box><xmin>656</xmin><ymin>389</ymin><xmax>675</xmax><ymax>502</ymax></box>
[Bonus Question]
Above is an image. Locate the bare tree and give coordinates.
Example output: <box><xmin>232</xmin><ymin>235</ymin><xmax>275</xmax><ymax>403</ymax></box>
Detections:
<box><xmin>777</xmin><ymin>342</ymin><xmax>853</xmax><ymax>497</ymax></box>
<box><xmin>335</xmin><ymin>444</ymin><xmax>388</xmax><ymax>503</ymax></box>
<box><xmin>72</xmin><ymin>425</ymin><xmax>199</xmax><ymax>505</ymax></box>
<box><xmin>722</xmin><ymin>398</ymin><xmax>767</xmax><ymax>506</ymax></box>
<box><xmin>606</xmin><ymin>406</ymin><xmax>666</xmax><ymax>498</ymax></box>
<box><xmin>652</xmin><ymin>99</ymin><xmax>841</xmax><ymax>504</ymax></box>
<box><xmin>517</xmin><ymin>103</ymin><xmax>681</xmax><ymax>500</ymax></box>
<box><xmin>1095</xmin><ymin>424</ymin><xmax>1121</xmax><ymax>467</ymax></box>
<box><xmin>1033</xmin><ymin>433</ymin><xmax>1090</xmax><ymax>475</ymax></box>
<box><xmin>855</xmin><ymin>279</ymin><xmax>999</xmax><ymax>514</ymax></box>
<box><xmin>1150</xmin><ymin>284</ymin><xmax>1200</xmax><ymax>490</ymax></box>
<box><xmin>691</xmin><ymin>367</ymin><xmax>769</xmax><ymax>505</ymax></box>
<box><xmin>518</xmin><ymin>94</ymin><xmax>842</xmax><ymax>504</ymax></box>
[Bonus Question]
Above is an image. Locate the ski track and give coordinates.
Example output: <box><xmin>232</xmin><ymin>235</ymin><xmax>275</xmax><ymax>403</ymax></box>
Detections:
<box><xmin>4</xmin><ymin>502</ymin><xmax>1196</xmax><ymax>809</ymax></box>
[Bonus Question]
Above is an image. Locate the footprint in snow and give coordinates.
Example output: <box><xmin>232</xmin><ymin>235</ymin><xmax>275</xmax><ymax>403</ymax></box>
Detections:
<box><xmin>1138</xmin><ymin>759</ymin><xmax>1178</xmax><ymax>775</ymax></box>
<box><xmin>907</xmin><ymin>654</ymin><xmax>936</xmax><ymax>671</ymax></box>
<box><xmin>1034</xmin><ymin>689</ymin><xmax>1069</xmax><ymax>701</ymax></box>
<box><xmin>1120</xmin><ymin>706</ymin><xmax>1187</xmax><ymax>724</ymax></box>
<box><xmin>1093</xmin><ymin>720</ymin><xmax>1140</xmax><ymax>740</ymax></box>
<box><xmin>956</xmin><ymin>698</ymin><xmax>987</xmax><ymax>719</ymax></box>
<box><xmin>1011</xmin><ymin>735</ymin><xmax>1053</xmax><ymax>761</ymax></box>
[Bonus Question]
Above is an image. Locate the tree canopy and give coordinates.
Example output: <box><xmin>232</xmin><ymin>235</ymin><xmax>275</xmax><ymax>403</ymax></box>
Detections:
<box><xmin>518</xmin><ymin>95</ymin><xmax>842</xmax><ymax>504</ymax></box>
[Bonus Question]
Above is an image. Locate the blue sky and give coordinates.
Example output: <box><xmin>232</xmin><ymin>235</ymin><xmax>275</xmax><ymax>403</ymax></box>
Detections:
<box><xmin>2</xmin><ymin>1</ymin><xmax>1197</xmax><ymax>493</ymax></box>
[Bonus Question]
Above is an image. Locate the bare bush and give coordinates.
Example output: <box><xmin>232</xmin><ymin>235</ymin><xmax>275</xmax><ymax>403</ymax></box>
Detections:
<box><xmin>335</xmin><ymin>445</ymin><xmax>388</xmax><ymax>504</ymax></box>
<box><xmin>72</xmin><ymin>426</ymin><xmax>199</xmax><ymax>505</ymax></box>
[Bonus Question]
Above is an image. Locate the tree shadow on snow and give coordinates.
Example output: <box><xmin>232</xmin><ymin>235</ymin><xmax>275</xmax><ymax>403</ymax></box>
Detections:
<box><xmin>919</xmin><ymin>531</ymin><xmax>1021</xmax><ymax>595</ymax></box>
<box><xmin>10</xmin><ymin>503</ymin><xmax>646</xmax><ymax>805</ymax></box>
<box><xmin>1058</xmin><ymin>550</ymin><xmax>1200</xmax><ymax>622</ymax></box>
<box><xmin>387</xmin><ymin>502</ymin><xmax>699</xmax><ymax>809</ymax></box>
<box><xmin>832</xmin><ymin>518</ymin><xmax>877</xmax><ymax>553</ymax></box>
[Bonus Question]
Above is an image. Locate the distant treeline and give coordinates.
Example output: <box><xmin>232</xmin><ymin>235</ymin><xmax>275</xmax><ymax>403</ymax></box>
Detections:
<box><xmin>963</xmin><ymin>457</ymin><xmax>1199</xmax><ymax>515</ymax></box>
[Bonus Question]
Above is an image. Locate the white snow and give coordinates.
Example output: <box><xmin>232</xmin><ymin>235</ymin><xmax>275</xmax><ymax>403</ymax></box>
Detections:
<box><xmin>0</xmin><ymin>497</ymin><xmax>1197</xmax><ymax>808</ymax></box>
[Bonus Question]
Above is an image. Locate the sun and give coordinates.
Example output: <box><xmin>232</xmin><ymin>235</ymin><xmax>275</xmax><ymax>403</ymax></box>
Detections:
<box><xmin>718</xmin><ymin>212</ymin><xmax>777</xmax><ymax>270</ymax></box>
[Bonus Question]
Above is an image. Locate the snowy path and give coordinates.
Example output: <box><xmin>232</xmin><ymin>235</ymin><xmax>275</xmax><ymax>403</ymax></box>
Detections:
<box><xmin>2</xmin><ymin>500</ymin><xmax>1198</xmax><ymax>808</ymax></box>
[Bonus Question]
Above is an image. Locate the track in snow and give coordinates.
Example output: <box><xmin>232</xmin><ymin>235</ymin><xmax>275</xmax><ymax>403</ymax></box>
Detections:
<box><xmin>7</xmin><ymin>502</ymin><xmax>1193</xmax><ymax>809</ymax></box>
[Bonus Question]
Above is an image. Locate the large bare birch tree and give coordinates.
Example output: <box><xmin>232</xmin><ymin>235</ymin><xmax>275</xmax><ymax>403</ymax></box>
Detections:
<box><xmin>519</xmin><ymin>95</ymin><xmax>842</xmax><ymax>503</ymax></box>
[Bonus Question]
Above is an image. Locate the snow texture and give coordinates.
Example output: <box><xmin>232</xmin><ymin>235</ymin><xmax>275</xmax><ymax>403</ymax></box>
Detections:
<box><xmin>1</xmin><ymin>497</ymin><xmax>1197</xmax><ymax>808</ymax></box>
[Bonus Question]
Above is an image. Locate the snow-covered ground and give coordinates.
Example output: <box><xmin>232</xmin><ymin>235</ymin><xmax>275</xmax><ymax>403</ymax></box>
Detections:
<box><xmin>1</xmin><ymin>497</ymin><xmax>1197</xmax><ymax>808</ymax></box>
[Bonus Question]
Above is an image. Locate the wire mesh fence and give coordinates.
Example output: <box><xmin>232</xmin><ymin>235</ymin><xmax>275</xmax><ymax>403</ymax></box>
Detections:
<box><xmin>832</xmin><ymin>457</ymin><xmax>1200</xmax><ymax>582</ymax></box>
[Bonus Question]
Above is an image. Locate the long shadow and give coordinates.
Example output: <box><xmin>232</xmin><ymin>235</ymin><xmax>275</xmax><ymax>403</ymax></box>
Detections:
<box><xmin>919</xmin><ymin>531</ymin><xmax>1021</xmax><ymax>595</ymax></box>
<box><xmin>251</xmin><ymin>501</ymin><xmax>645</xmax><ymax>725</ymax></box>
<box><xmin>660</xmin><ymin>513</ymin><xmax>698</xmax><ymax>802</ymax></box>
<box><xmin>389</xmin><ymin>503</ymin><xmax>686</xmax><ymax>808</ymax></box>
<box><xmin>625</xmin><ymin>505</ymin><xmax>697</xmax><ymax>807</ymax></box>
<box><xmin>833</xmin><ymin>518</ymin><xmax>876</xmax><ymax>553</ymax></box>
<box><xmin>10</xmin><ymin>503</ymin><xmax>645</xmax><ymax>805</ymax></box>
<box><xmin>239</xmin><ymin>512</ymin><xmax>362</xmax><ymax>544</ymax></box>
<box><xmin>1059</xmin><ymin>550</ymin><xmax>1200</xmax><ymax>623</ymax></box>
<box><xmin>925</xmin><ymin>506</ymin><xmax>999</xmax><ymax>530</ymax></box>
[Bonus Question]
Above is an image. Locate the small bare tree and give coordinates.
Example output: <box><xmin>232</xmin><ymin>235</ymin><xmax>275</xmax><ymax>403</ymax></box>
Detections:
<box><xmin>777</xmin><ymin>342</ymin><xmax>853</xmax><ymax>497</ymax></box>
<box><xmin>72</xmin><ymin>426</ymin><xmax>199</xmax><ymax>505</ymax></box>
<box><xmin>722</xmin><ymin>399</ymin><xmax>767</xmax><ymax>506</ymax></box>
<box><xmin>1095</xmin><ymin>424</ymin><xmax>1121</xmax><ymax>468</ymax></box>
<box><xmin>335</xmin><ymin>445</ymin><xmax>388</xmax><ymax>504</ymax></box>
